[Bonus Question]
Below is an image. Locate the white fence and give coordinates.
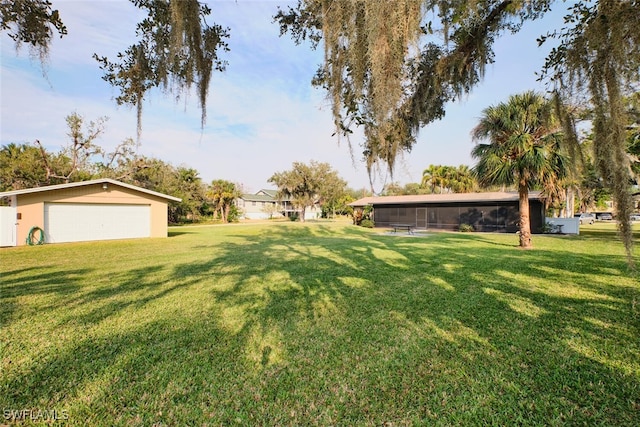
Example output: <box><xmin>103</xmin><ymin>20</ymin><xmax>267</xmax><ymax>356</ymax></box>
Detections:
<box><xmin>545</xmin><ymin>217</ymin><xmax>580</xmax><ymax>235</ymax></box>
<box><xmin>0</xmin><ymin>206</ymin><xmax>17</xmax><ymax>246</ymax></box>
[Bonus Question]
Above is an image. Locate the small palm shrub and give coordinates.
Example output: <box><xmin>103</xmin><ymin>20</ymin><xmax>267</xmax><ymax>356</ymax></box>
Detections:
<box><xmin>360</xmin><ymin>219</ymin><xmax>375</xmax><ymax>228</ymax></box>
<box><xmin>352</xmin><ymin>205</ymin><xmax>373</xmax><ymax>225</ymax></box>
<box><xmin>540</xmin><ymin>222</ymin><xmax>554</xmax><ymax>234</ymax></box>
<box><xmin>459</xmin><ymin>223</ymin><xmax>474</xmax><ymax>232</ymax></box>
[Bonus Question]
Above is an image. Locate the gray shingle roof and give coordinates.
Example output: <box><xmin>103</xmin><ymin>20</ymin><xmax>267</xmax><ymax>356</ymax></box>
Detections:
<box><xmin>349</xmin><ymin>191</ymin><xmax>542</xmax><ymax>206</ymax></box>
<box><xmin>239</xmin><ymin>194</ymin><xmax>277</xmax><ymax>202</ymax></box>
<box><xmin>240</xmin><ymin>189</ymin><xmax>290</xmax><ymax>202</ymax></box>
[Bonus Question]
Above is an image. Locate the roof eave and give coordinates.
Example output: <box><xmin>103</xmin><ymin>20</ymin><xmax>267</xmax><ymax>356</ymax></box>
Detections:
<box><xmin>0</xmin><ymin>178</ymin><xmax>182</xmax><ymax>202</ymax></box>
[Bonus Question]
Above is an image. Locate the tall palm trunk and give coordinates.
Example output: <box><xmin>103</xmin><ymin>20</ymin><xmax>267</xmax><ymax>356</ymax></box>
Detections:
<box><xmin>518</xmin><ymin>179</ymin><xmax>532</xmax><ymax>249</ymax></box>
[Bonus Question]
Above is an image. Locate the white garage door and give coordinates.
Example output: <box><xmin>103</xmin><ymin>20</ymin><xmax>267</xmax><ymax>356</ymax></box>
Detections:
<box><xmin>44</xmin><ymin>203</ymin><xmax>151</xmax><ymax>243</ymax></box>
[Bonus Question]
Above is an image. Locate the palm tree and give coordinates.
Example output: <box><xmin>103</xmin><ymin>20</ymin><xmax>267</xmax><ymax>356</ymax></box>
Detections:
<box><xmin>471</xmin><ymin>91</ymin><xmax>568</xmax><ymax>249</ymax></box>
<box><xmin>207</xmin><ymin>179</ymin><xmax>241</xmax><ymax>222</ymax></box>
<box><xmin>422</xmin><ymin>164</ymin><xmax>477</xmax><ymax>193</ymax></box>
<box><xmin>450</xmin><ymin>165</ymin><xmax>476</xmax><ymax>193</ymax></box>
<box><xmin>421</xmin><ymin>165</ymin><xmax>452</xmax><ymax>193</ymax></box>
<box><xmin>421</xmin><ymin>164</ymin><xmax>440</xmax><ymax>193</ymax></box>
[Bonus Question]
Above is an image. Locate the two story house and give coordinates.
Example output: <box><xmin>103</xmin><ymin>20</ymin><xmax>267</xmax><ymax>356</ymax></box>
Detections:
<box><xmin>236</xmin><ymin>189</ymin><xmax>320</xmax><ymax>220</ymax></box>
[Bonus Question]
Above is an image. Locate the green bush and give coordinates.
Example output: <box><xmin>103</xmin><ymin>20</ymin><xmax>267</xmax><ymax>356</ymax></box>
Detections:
<box><xmin>459</xmin><ymin>223</ymin><xmax>474</xmax><ymax>232</ymax></box>
<box><xmin>289</xmin><ymin>213</ymin><xmax>299</xmax><ymax>222</ymax></box>
<box><xmin>352</xmin><ymin>205</ymin><xmax>373</xmax><ymax>225</ymax></box>
<box><xmin>360</xmin><ymin>219</ymin><xmax>375</xmax><ymax>228</ymax></box>
<box><xmin>540</xmin><ymin>222</ymin><xmax>554</xmax><ymax>234</ymax></box>
<box><xmin>227</xmin><ymin>205</ymin><xmax>240</xmax><ymax>223</ymax></box>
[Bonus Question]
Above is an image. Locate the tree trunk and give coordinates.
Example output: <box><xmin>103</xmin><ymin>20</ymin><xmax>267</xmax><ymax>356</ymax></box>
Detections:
<box><xmin>565</xmin><ymin>187</ymin><xmax>574</xmax><ymax>218</ymax></box>
<box><xmin>299</xmin><ymin>207</ymin><xmax>305</xmax><ymax>222</ymax></box>
<box><xmin>518</xmin><ymin>181</ymin><xmax>533</xmax><ymax>249</ymax></box>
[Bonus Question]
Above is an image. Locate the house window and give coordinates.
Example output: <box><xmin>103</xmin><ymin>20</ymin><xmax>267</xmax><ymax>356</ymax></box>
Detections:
<box><xmin>252</xmin><ymin>201</ymin><xmax>256</xmax><ymax>206</ymax></box>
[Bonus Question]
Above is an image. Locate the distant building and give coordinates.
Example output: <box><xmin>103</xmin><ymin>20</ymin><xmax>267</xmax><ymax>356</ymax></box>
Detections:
<box><xmin>236</xmin><ymin>189</ymin><xmax>320</xmax><ymax>220</ymax></box>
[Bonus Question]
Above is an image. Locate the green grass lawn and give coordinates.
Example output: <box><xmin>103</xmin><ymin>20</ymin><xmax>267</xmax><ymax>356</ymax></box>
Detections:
<box><xmin>1</xmin><ymin>221</ymin><xmax>639</xmax><ymax>426</ymax></box>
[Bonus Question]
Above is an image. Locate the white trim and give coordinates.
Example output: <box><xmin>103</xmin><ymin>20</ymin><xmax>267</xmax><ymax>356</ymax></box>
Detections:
<box><xmin>0</xmin><ymin>179</ymin><xmax>181</xmax><ymax>202</ymax></box>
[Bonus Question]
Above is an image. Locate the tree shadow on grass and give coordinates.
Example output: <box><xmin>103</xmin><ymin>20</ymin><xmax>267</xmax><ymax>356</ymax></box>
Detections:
<box><xmin>2</xmin><ymin>224</ymin><xmax>639</xmax><ymax>425</ymax></box>
<box><xmin>168</xmin><ymin>231</ymin><xmax>188</xmax><ymax>237</ymax></box>
<box><xmin>1</xmin><ymin>267</ymin><xmax>91</xmax><ymax>297</ymax></box>
<box><xmin>192</xmin><ymin>226</ymin><xmax>640</xmax><ymax>423</ymax></box>
<box><xmin>1</xmin><ymin>318</ymin><xmax>250</xmax><ymax>425</ymax></box>
<box><xmin>1</xmin><ymin>266</ymin><xmax>92</xmax><ymax>331</ymax></box>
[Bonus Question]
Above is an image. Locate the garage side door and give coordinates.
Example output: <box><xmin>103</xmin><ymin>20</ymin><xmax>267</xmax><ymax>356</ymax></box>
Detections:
<box><xmin>45</xmin><ymin>203</ymin><xmax>151</xmax><ymax>243</ymax></box>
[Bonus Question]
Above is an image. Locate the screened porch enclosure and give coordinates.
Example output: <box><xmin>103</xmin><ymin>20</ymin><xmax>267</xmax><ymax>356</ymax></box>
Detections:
<box><xmin>373</xmin><ymin>203</ymin><xmax>526</xmax><ymax>232</ymax></box>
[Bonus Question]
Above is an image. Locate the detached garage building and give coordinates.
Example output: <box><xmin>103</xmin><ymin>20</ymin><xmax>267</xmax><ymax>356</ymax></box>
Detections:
<box><xmin>350</xmin><ymin>191</ymin><xmax>545</xmax><ymax>233</ymax></box>
<box><xmin>0</xmin><ymin>179</ymin><xmax>181</xmax><ymax>246</ymax></box>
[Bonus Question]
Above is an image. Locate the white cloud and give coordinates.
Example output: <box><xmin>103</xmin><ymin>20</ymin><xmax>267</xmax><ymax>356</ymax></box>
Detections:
<box><xmin>48</xmin><ymin>1</ymin><xmax>145</xmax><ymax>67</ymax></box>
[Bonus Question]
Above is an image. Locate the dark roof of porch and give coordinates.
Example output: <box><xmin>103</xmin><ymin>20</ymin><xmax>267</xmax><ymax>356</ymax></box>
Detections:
<box><xmin>349</xmin><ymin>191</ymin><xmax>543</xmax><ymax>207</ymax></box>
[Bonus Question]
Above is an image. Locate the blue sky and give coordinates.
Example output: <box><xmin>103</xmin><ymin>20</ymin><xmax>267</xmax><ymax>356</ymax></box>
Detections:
<box><xmin>1</xmin><ymin>0</ymin><xmax>568</xmax><ymax>193</ymax></box>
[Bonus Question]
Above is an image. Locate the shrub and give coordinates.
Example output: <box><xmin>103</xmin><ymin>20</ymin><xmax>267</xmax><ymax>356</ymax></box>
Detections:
<box><xmin>227</xmin><ymin>205</ymin><xmax>240</xmax><ymax>223</ymax></box>
<box><xmin>352</xmin><ymin>209</ymin><xmax>363</xmax><ymax>225</ymax></box>
<box><xmin>289</xmin><ymin>213</ymin><xmax>299</xmax><ymax>222</ymax></box>
<box><xmin>459</xmin><ymin>223</ymin><xmax>474</xmax><ymax>232</ymax></box>
<box><xmin>352</xmin><ymin>205</ymin><xmax>373</xmax><ymax>225</ymax></box>
<box><xmin>360</xmin><ymin>219</ymin><xmax>375</xmax><ymax>228</ymax></box>
<box><xmin>540</xmin><ymin>222</ymin><xmax>554</xmax><ymax>234</ymax></box>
